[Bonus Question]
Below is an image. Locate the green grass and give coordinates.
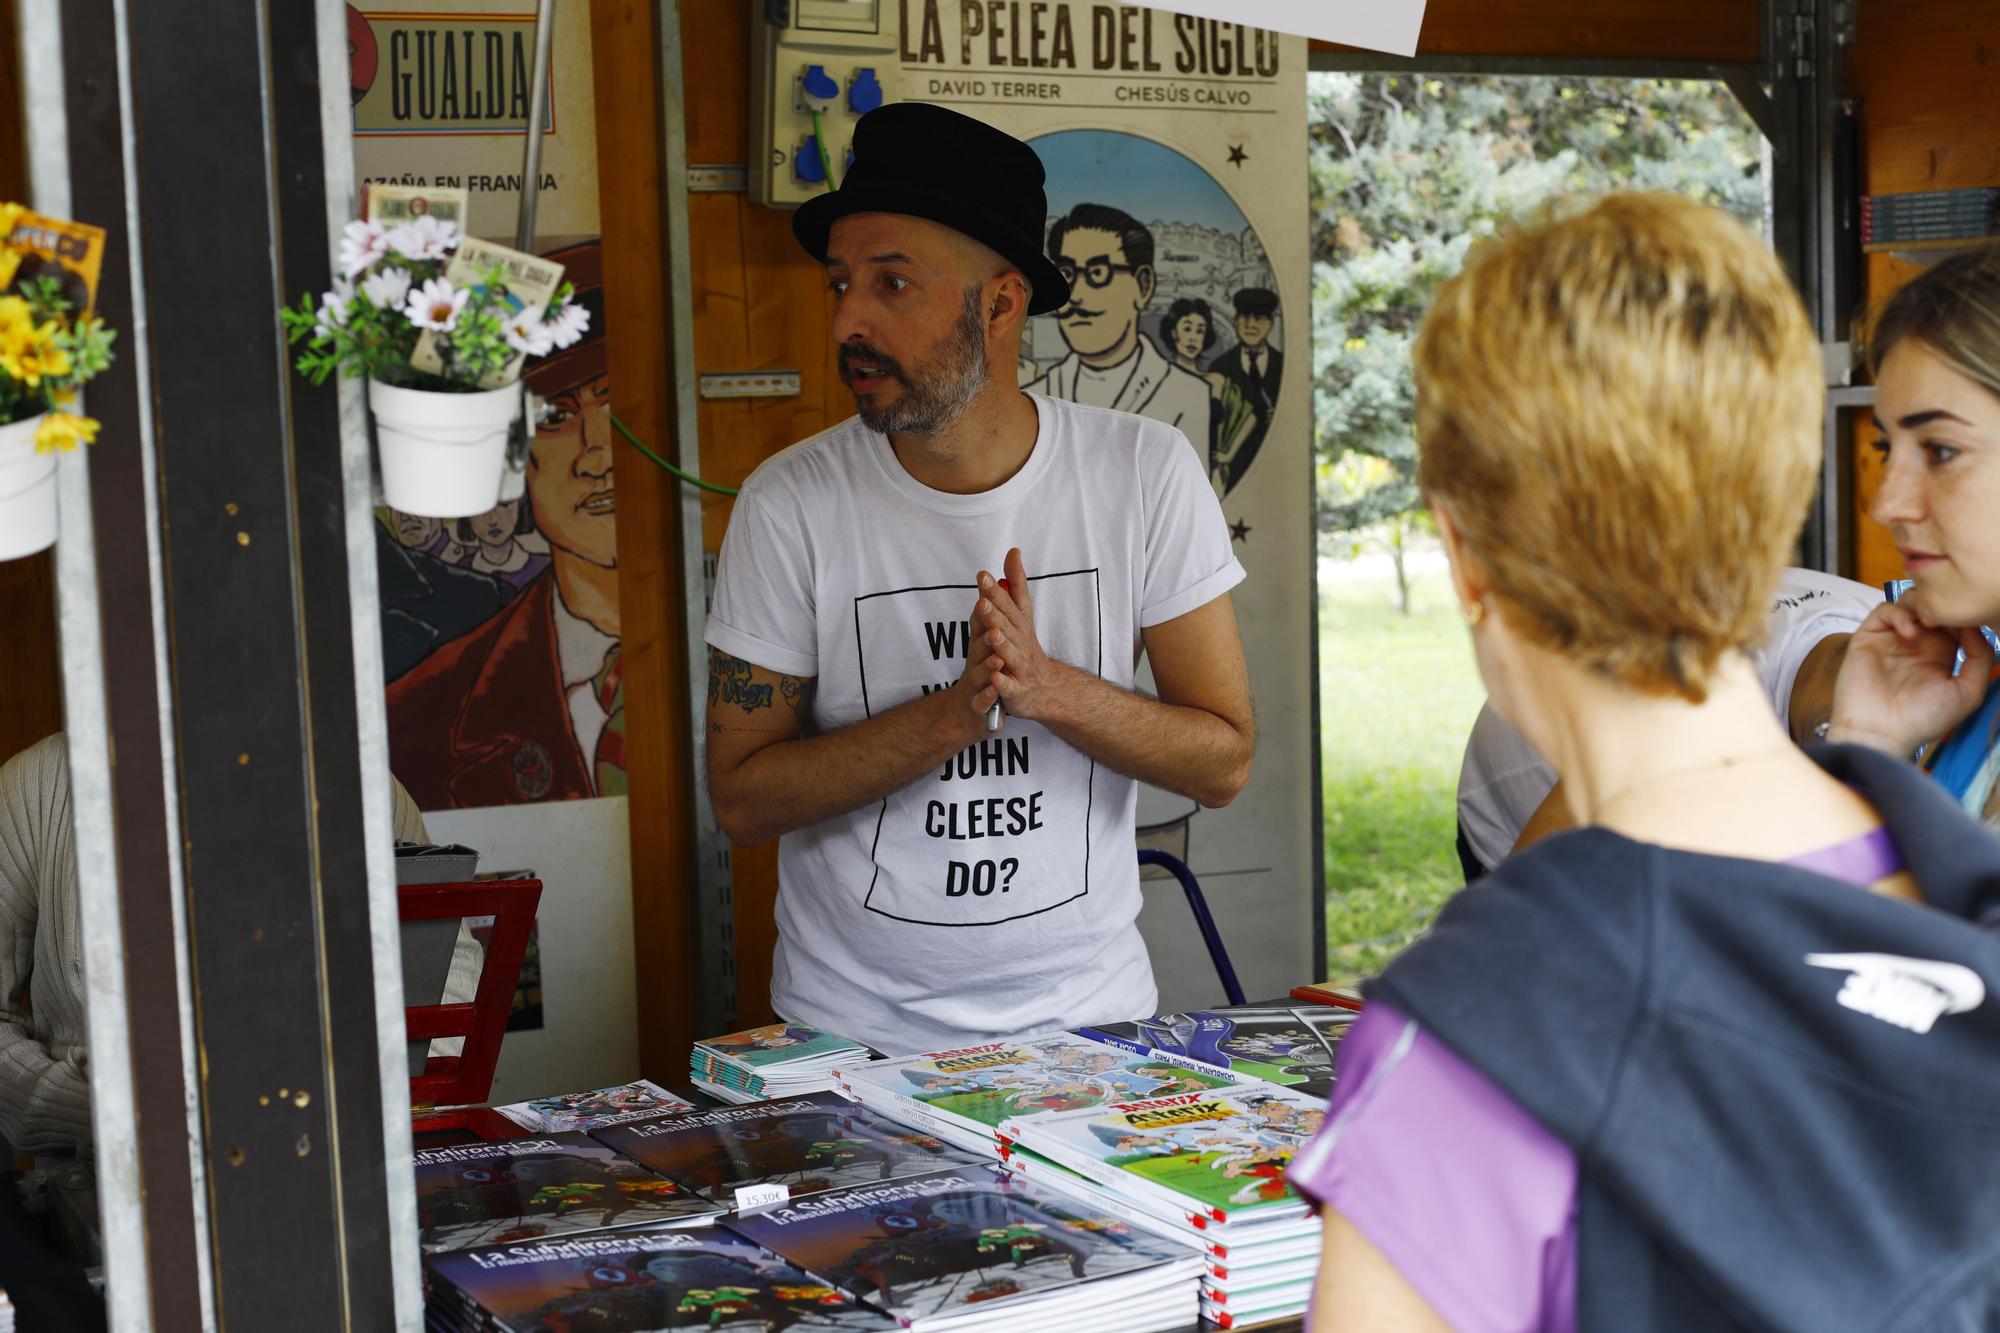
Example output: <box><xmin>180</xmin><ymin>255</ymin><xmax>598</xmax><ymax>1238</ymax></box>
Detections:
<box><xmin>1318</xmin><ymin>561</ymin><xmax>1487</xmax><ymax>984</ymax></box>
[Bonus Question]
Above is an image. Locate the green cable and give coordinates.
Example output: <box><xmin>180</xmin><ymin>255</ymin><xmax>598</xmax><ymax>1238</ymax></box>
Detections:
<box><xmin>609</xmin><ymin>410</ymin><xmax>740</xmax><ymax>497</ymax></box>
<box><xmin>809</xmin><ymin>108</ymin><xmax>839</xmax><ymax>190</ymax></box>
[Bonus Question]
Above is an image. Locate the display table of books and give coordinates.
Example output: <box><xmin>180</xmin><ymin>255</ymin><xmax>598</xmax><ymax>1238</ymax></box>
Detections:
<box><xmin>419</xmin><ymin>1005</ymin><xmax>1353</xmax><ymax>1331</ymax></box>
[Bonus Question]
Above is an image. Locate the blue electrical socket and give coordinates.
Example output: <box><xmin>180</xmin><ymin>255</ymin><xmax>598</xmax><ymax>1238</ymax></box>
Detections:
<box><xmin>848</xmin><ymin>68</ymin><xmax>884</xmax><ymax>115</ymax></box>
<box><xmin>794</xmin><ymin>137</ymin><xmax>827</xmax><ymax>183</ymax></box>
<box><xmin>800</xmin><ymin>65</ymin><xmax>839</xmax><ymax>113</ymax></box>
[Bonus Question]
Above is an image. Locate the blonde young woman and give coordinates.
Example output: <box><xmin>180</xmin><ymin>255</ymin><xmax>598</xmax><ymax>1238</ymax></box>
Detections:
<box><xmin>1290</xmin><ymin>196</ymin><xmax>2000</xmax><ymax>1332</ymax></box>
<box><xmin>1827</xmin><ymin>245</ymin><xmax>2000</xmax><ymax>827</ymax></box>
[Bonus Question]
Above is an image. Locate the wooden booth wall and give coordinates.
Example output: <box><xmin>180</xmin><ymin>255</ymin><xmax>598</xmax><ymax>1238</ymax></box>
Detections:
<box><xmin>1847</xmin><ymin>0</ymin><xmax>2000</xmax><ymax>590</ymax></box>
<box><xmin>0</xmin><ymin>0</ymin><xmax>64</xmax><ymax>768</ymax></box>
<box><xmin>669</xmin><ymin>0</ymin><xmax>1761</xmax><ymax>1030</ymax></box>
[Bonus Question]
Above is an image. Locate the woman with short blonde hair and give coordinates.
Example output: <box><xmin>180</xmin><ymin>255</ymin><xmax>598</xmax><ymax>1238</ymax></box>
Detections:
<box><xmin>1292</xmin><ymin>194</ymin><xmax>2000</xmax><ymax>1332</ymax></box>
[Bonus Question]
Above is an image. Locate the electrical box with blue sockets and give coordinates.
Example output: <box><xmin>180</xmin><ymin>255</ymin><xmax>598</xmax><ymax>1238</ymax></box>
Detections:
<box><xmin>749</xmin><ymin>0</ymin><xmax>899</xmax><ymax>208</ymax></box>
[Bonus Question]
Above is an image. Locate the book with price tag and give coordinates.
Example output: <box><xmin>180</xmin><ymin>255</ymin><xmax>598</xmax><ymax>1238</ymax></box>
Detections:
<box><xmin>723</xmin><ymin>1167</ymin><xmax>1205</xmax><ymax>1332</ymax></box>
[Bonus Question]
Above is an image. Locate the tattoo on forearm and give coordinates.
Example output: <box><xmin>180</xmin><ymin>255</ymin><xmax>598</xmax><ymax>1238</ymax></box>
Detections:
<box><xmin>708</xmin><ymin>651</ymin><xmax>774</xmax><ymax>714</ymax></box>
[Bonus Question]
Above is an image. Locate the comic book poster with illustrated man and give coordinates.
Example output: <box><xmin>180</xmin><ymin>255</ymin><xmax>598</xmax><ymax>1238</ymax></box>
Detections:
<box><xmin>896</xmin><ymin>4</ymin><xmax>1313</xmax><ymax>1006</ymax></box>
<box><xmin>383</xmin><ymin>237</ymin><xmax>623</xmax><ymax>810</ymax></box>
<box><xmin>1021</xmin><ymin>134</ymin><xmax>1283</xmax><ymax>503</ymax></box>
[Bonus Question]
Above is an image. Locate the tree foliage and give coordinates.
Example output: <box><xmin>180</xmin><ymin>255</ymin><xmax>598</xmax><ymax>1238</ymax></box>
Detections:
<box><xmin>1310</xmin><ymin>74</ymin><xmax>1766</xmax><ymax>591</ymax></box>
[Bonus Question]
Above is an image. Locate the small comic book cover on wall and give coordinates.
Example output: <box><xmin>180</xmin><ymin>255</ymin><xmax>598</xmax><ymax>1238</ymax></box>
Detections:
<box><xmin>879</xmin><ymin>4</ymin><xmax>1315</xmax><ymax>1001</ymax></box>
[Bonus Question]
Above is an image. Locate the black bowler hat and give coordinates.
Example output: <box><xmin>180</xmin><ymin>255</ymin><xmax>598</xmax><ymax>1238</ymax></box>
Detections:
<box><xmin>1232</xmin><ymin>287</ymin><xmax>1279</xmax><ymax>317</ymax></box>
<box><xmin>793</xmin><ymin>104</ymin><xmax>1071</xmax><ymax>316</ymax></box>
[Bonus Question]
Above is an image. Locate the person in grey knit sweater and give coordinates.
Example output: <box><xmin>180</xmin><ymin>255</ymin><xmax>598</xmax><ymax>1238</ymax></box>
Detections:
<box><xmin>0</xmin><ymin>732</ymin><xmax>478</xmax><ymax>1160</ymax></box>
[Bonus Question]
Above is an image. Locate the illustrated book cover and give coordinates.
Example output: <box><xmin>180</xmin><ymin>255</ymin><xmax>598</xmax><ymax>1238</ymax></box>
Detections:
<box><xmin>833</xmin><ymin>1032</ymin><xmax>1241</xmax><ymax>1152</ymax></box>
<box><xmin>426</xmin><ymin>1225</ymin><xmax>899</xmax><ymax>1331</ymax></box>
<box><xmin>494</xmin><ymin>1078</ymin><xmax>697</xmax><ymax>1134</ymax></box>
<box><xmin>592</xmin><ymin>1093</ymin><xmax>980</xmax><ymax>1204</ymax></box>
<box><xmin>998</xmin><ymin>1086</ymin><xmax>1329</xmax><ymax>1229</ymax></box>
<box><xmin>414</xmin><ymin>1132</ymin><xmax>723</xmax><ymax>1254</ymax></box>
<box><xmin>723</xmin><ymin>1167</ymin><xmax>1200</xmax><ymax>1328</ymax></box>
<box><xmin>1078</xmin><ymin>1002</ymin><xmax>1355</xmax><ymax>1099</ymax></box>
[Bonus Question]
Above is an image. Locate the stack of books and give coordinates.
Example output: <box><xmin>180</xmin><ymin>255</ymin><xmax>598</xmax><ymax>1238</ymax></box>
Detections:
<box><xmin>831</xmin><ymin>1032</ymin><xmax>1243</xmax><ymax>1159</ymax></box>
<box><xmin>725</xmin><ymin>1166</ymin><xmax>1206</xmax><ymax>1331</ymax></box>
<box><xmin>413</xmin><ymin>1132</ymin><xmax>723</xmax><ymax>1254</ymax></box>
<box><xmin>1861</xmin><ymin>187</ymin><xmax>2000</xmax><ymax>250</ymax></box>
<box><xmin>492</xmin><ymin>1078</ymin><xmax>695</xmax><ymax>1133</ymax></box>
<box><xmin>996</xmin><ymin>1085</ymin><xmax>1331</xmax><ymax>1326</ymax></box>
<box><xmin>425</xmin><ymin>1225</ymin><xmax>899</xmax><ymax>1332</ymax></box>
<box><xmin>591</xmin><ymin>1092</ymin><xmax>982</xmax><ymax>1208</ymax></box>
<box><xmin>1079</xmin><ymin>1001</ymin><xmax>1358</xmax><ymax>1100</ymax></box>
<box><xmin>692</xmin><ymin>1022</ymin><xmax>873</xmax><ymax>1103</ymax></box>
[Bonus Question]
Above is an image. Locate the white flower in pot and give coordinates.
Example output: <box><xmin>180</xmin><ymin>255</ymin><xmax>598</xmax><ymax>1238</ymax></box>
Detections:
<box><xmin>284</xmin><ymin>217</ymin><xmax>572</xmax><ymax>518</ymax></box>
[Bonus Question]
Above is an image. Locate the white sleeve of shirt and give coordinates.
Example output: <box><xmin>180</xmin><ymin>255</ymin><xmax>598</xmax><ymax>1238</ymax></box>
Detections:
<box><xmin>1752</xmin><ymin>569</ymin><xmax>1883</xmax><ymax>717</ymax></box>
<box><xmin>1138</xmin><ymin>427</ymin><xmax>1247</xmax><ymax>627</ymax></box>
<box><xmin>704</xmin><ymin>468</ymin><xmax>821</xmax><ymax>678</ymax></box>
<box><xmin>1455</xmin><ymin>702</ymin><xmax>1558</xmax><ymax>871</ymax></box>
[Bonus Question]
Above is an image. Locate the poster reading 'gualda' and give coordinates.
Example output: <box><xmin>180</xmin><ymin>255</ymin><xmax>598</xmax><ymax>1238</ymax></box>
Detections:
<box><xmin>892</xmin><ymin>5</ymin><xmax>1314</xmax><ymax>998</ymax></box>
<box><xmin>350</xmin><ymin>3</ymin><xmax>625</xmax><ymax>812</ymax></box>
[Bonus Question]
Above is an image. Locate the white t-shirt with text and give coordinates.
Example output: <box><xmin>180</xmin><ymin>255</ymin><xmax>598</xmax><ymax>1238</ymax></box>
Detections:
<box><xmin>1455</xmin><ymin>568</ymin><xmax>1882</xmax><ymax>872</ymax></box>
<box><xmin>705</xmin><ymin>395</ymin><xmax>1245</xmax><ymax>1054</ymax></box>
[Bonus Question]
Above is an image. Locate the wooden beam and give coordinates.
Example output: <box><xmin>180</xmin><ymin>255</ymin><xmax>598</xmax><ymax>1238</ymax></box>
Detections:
<box><xmin>680</xmin><ymin>0</ymin><xmax>849</xmax><ymax>1029</ymax></box>
<box><xmin>590</xmin><ymin>0</ymin><xmax>705</xmax><ymax>1075</ymax></box>
<box><xmin>0</xmin><ymin>0</ymin><xmax>62</xmax><ymax>766</ymax></box>
<box><xmin>1311</xmin><ymin>0</ymin><xmax>1758</xmax><ymax>63</ymax></box>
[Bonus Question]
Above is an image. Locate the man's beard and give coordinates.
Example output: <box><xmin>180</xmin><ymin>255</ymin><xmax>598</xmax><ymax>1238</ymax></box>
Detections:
<box><xmin>841</xmin><ymin>287</ymin><xmax>988</xmax><ymax>436</ymax></box>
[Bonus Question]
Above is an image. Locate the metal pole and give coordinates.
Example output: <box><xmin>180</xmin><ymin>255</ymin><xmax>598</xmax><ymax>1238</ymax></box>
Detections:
<box><xmin>515</xmin><ymin>0</ymin><xmax>557</xmax><ymax>250</ymax></box>
<box><xmin>16</xmin><ymin>2</ymin><xmax>165</xmax><ymax>1327</ymax></box>
<box><xmin>657</xmin><ymin>0</ymin><xmax>737</xmax><ymax>1033</ymax></box>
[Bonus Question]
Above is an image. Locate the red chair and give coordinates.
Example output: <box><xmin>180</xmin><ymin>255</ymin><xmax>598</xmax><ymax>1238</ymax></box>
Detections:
<box><xmin>399</xmin><ymin>877</ymin><xmax>541</xmax><ymax>1140</ymax></box>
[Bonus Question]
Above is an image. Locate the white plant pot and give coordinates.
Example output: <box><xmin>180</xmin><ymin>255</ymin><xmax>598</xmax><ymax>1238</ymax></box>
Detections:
<box><xmin>0</xmin><ymin>414</ymin><xmax>58</xmax><ymax>561</ymax></box>
<box><xmin>368</xmin><ymin>378</ymin><xmax>521</xmax><ymax>518</ymax></box>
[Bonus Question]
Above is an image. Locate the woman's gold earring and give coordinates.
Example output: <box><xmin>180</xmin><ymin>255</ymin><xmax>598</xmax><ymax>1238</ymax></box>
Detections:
<box><xmin>1462</xmin><ymin>600</ymin><xmax>1486</xmax><ymax>627</ymax></box>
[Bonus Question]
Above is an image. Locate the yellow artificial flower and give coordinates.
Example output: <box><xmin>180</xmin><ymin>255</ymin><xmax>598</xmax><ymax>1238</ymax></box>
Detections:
<box><xmin>0</xmin><ymin>203</ymin><xmax>24</xmax><ymax>293</ymax></box>
<box><xmin>0</xmin><ymin>295</ymin><xmax>30</xmax><ymax>346</ymax></box>
<box><xmin>33</xmin><ymin>410</ymin><xmax>99</xmax><ymax>454</ymax></box>
<box><xmin>1</xmin><ymin>323</ymin><xmax>70</xmax><ymax>388</ymax></box>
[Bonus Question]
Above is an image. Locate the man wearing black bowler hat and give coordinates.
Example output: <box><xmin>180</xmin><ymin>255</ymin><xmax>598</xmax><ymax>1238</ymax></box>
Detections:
<box><xmin>1207</xmin><ymin>287</ymin><xmax>1282</xmax><ymax>496</ymax></box>
<box><xmin>700</xmin><ymin>104</ymin><xmax>1256</xmax><ymax>1056</ymax></box>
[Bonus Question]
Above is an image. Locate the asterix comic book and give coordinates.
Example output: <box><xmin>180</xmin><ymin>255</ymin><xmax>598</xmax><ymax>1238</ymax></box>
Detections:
<box><xmin>495</xmin><ymin>1079</ymin><xmax>699</xmax><ymax>1134</ymax></box>
<box><xmin>1078</xmin><ymin>1002</ymin><xmax>1355</xmax><ymax>1098</ymax></box>
<box><xmin>722</xmin><ymin>1168</ymin><xmax>1200</xmax><ymax>1329</ymax></box>
<box><xmin>832</xmin><ymin>1033</ymin><xmax>1242</xmax><ymax>1155</ymax></box>
<box><xmin>415</xmin><ymin>1133</ymin><xmax>724</xmax><ymax>1254</ymax></box>
<box><xmin>591</xmin><ymin>1093</ymin><xmax>981</xmax><ymax>1204</ymax></box>
<box><xmin>998</xmin><ymin>1086</ymin><xmax>1328</xmax><ymax>1229</ymax></box>
<box><xmin>425</xmin><ymin>1225</ymin><xmax>898</xmax><ymax>1331</ymax></box>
